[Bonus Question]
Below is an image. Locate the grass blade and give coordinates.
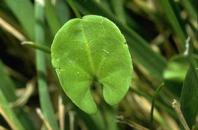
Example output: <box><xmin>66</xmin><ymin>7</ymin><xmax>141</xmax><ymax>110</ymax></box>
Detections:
<box><xmin>45</xmin><ymin>0</ymin><xmax>61</xmax><ymax>36</ymax></box>
<box><xmin>0</xmin><ymin>61</ymin><xmax>16</xmax><ymax>101</ymax></box>
<box><xmin>181</xmin><ymin>0</ymin><xmax>197</xmax><ymax>20</ymax></box>
<box><xmin>157</xmin><ymin>0</ymin><xmax>187</xmax><ymax>50</ymax></box>
<box><xmin>4</xmin><ymin>0</ymin><xmax>35</xmax><ymax>39</ymax></box>
<box><xmin>110</xmin><ymin>0</ymin><xmax>126</xmax><ymax>24</ymax></box>
<box><xmin>55</xmin><ymin>0</ymin><xmax>70</xmax><ymax>25</ymax></box>
<box><xmin>180</xmin><ymin>55</ymin><xmax>198</xmax><ymax>128</ymax></box>
<box><xmin>0</xmin><ymin>61</ymin><xmax>35</xmax><ymax>130</ymax></box>
<box><xmin>35</xmin><ymin>0</ymin><xmax>59</xmax><ymax>130</ymax></box>
<box><xmin>67</xmin><ymin>0</ymin><xmax>81</xmax><ymax>18</ymax></box>
<box><xmin>0</xmin><ymin>91</ymin><xmax>25</xmax><ymax>130</ymax></box>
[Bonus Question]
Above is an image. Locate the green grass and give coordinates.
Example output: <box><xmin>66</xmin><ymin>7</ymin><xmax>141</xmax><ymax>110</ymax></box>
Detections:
<box><xmin>0</xmin><ymin>0</ymin><xmax>197</xmax><ymax>130</ymax></box>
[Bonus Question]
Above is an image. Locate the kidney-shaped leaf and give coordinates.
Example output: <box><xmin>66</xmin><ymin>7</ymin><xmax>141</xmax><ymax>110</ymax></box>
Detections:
<box><xmin>51</xmin><ymin>15</ymin><xmax>132</xmax><ymax>114</ymax></box>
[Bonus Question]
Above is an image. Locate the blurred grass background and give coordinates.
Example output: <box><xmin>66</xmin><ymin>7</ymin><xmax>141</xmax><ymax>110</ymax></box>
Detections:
<box><xmin>0</xmin><ymin>0</ymin><xmax>197</xmax><ymax>130</ymax></box>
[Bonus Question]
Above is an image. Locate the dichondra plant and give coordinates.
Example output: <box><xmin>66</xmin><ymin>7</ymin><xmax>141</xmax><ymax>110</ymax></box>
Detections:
<box><xmin>51</xmin><ymin>15</ymin><xmax>133</xmax><ymax>114</ymax></box>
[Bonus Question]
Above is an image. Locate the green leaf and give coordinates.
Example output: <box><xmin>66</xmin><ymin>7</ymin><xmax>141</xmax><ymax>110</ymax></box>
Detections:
<box><xmin>51</xmin><ymin>15</ymin><xmax>133</xmax><ymax>114</ymax></box>
<box><xmin>72</xmin><ymin>0</ymin><xmax>167</xmax><ymax>80</ymax></box>
<box><xmin>180</xmin><ymin>56</ymin><xmax>198</xmax><ymax>128</ymax></box>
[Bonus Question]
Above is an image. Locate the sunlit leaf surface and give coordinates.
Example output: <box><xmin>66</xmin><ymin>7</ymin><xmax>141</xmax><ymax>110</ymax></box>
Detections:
<box><xmin>51</xmin><ymin>15</ymin><xmax>132</xmax><ymax>114</ymax></box>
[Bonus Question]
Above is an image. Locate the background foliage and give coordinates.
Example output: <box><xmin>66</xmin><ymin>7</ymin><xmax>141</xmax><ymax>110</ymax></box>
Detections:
<box><xmin>0</xmin><ymin>0</ymin><xmax>197</xmax><ymax>130</ymax></box>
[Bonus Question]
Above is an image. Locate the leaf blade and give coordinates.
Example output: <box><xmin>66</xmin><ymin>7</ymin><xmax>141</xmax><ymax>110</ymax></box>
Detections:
<box><xmin>51</xmin><ymin>15</ymin><xmax>132</xmax><ymax>114</ymax></box>
<box><xmin>4</xmin><ymin>0</ymin><xmax>35</xmax><ymax>39</ymax></box>
<box><xmin>35</xmin><ymin>1</ymin><xmax>59</xmax><ymax>129</ymax></box>
<box><xmin>180</xmin><ymin>56</ymin><xmax>198</xmax><ymax>128</ymax></box>
<box><xmin>72</xmin><ymin>0</ymin><xmax>167</xmax><ymax>80</ymax></box>
<box><xmin>0</xmin><ymin>91</ymin><xmax>25</xmax><ymax>130</ymax></box>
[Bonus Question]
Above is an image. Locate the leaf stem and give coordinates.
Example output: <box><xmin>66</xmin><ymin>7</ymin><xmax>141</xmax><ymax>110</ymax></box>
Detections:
<box><xmin>103</xmin><ymin>105</ymin><xmax>118</xmax><ymax>130</ymax></box>
<box><xmin>21</xmin><ymin>41</ymin><xmax>51</xmax><ymax>53</ymax></box>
